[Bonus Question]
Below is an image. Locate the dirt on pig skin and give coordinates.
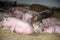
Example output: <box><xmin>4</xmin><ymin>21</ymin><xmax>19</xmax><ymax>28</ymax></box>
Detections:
<box><xmin>1</xmin><ymin>17</ymin><xmax>33</xmax><ymax>34</ymax></box>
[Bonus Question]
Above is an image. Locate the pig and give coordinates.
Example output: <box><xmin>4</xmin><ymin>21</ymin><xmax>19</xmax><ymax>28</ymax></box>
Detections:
<box><xmin>22</xmin><ymin>10</ymin><xmax>39</xmax><ymax>23</ymax></box>
<box><xmin>43</xmin><ymin>26</ymin><xmax>55</xmax><ymax>33</ymax></box>
<box><xmin>42</xmin><ymin>18</ymin><xmax>60</xmax><ymax>27</ymax></box>
<box><xmin>43</xmin><ymin>25</ymin><xmax>60</xmax><ymax>34</ymax></box>
<box><xmin>10</xmin><ymin>7</ymin><xmax>39</xmax><ymax>23</ymax></box>
<box><xmin>11</xmin><ymin>9</ymin><xmax>25</xmax><ymax>19</ymax></box>
<box><xmin>0</xmin><ymin>12</ymin><xmax>13</xmax><ymax>22</ymax></box>
<box><xmin>1</xmin><ymin>17</ymin><xmax>33</xmax><ymax>34</ymax></box>
<box><xmin>10</xmin><ymin>7</ymin><xmax>31</xmax><ymax>22</ymax></box>
<box><xmin>0</xmin><ymin>12</ymin><xmax>13</xmax><ymax>17</ymax></box>
<box><xmin>10</xmin><ymin>7</ymin><xmax>30</xmax><ymax>19</ymax></box>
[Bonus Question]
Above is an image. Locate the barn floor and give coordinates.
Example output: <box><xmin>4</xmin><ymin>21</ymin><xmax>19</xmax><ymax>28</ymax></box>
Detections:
<box><xmin>0</xmin><ymin>10</ymin><xmax>60</xmax><ymax>40</ymax></box>
<box><xmin>0</xmin><ymin>29</ymin><xmax>60</xmax><ymax>40</ymax></box>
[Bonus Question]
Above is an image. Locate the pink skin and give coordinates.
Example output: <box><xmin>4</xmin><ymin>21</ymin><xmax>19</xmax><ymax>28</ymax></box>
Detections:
<box><xmin>13</xmin><ymin>10</ymin><xmax>25</xmax><ymax>19</ymax></box>
<box><xmin>14</xmin><ymin>23</ymin><xmax>33</xmax><ymax>34</ymax></box>
<box><xmin>42</xmin><ymin>18</ymin><xmax>60</xmax><ymax>26</ymax></box>
<box><xmin>22</xmin><ymin>10</ymin><xmax>39</xmax><ymax>23</ymax></box>
<box><xmin>10</xmin><ymin>7</ymin><xmax>38</xmax><ymax>23</ymax></box>
<box><xmin>11</xmin><ymin>8</ymin><xmax>33</xmax><ymax>22</ymax></box>
<box><xmin>43</xmin><ymin>25</ymin><xmax>60</xmax><ymax>33</ymax></box>
<box><xmin>2</xmin><ymin>17</ymin><xmax>33</xmax><ymax>34</ymax></box>
<box><xmin>11</xmin><ymin>7</ymin><xmax>38</xmax><ymax>22</ymax></box>
<box><xmin>43</xmin><ymin>26</ymin><xmax>55</xmax><ymax>33</ymax></box>
<box><xmin>42</xmin><ymin>18</ymin><xmax>60</xmax><ymax>34</ymax></box>
<box><xmin>10</xmin><ymin>7</ymin><xmax>29</xmax><ymax>19</ymax></box>
<box><xmin>54</xmin><ymin>26</ymin><xmax>60</xmax><ymax>33</ymax></box>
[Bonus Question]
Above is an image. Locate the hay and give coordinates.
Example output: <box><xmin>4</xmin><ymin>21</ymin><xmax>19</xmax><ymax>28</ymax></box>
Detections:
<box><xmin>0</xmin><ymin>29</ymin><xmax>60</xmax><ymax>40</ymax></box>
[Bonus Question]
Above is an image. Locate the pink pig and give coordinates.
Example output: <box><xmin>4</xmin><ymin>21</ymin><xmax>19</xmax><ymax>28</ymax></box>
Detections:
<box><xmin>42</xmin><ymin>18</ymin><xmax>60</xmax><ymax>26</ymax></box>
<box><xmin>13</xmin><ymin>10</ymin><xmax>25</xmax><ymax>19</ymax></box>
<box><xmin>2</xmin><ymin>17</ymin><xmax>33</xmax><ymax>34</ymax></box>
<box><xmin>43</xmin><ymin>25</ymin><xmax>60</xmax><ymax>34</ymax></box>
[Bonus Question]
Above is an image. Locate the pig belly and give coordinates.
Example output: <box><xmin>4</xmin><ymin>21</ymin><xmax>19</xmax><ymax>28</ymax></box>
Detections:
<box><xmin>15</xmin><ymin>26</ymin><xmax>33</xmax><ymax>34</ymax></box>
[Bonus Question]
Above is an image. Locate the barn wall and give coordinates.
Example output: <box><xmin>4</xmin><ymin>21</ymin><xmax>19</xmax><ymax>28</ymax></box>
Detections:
<box><xmin>0</xmin><ymin>0</ymin><xmax>60</xmax><ymax>8</ymax></box>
